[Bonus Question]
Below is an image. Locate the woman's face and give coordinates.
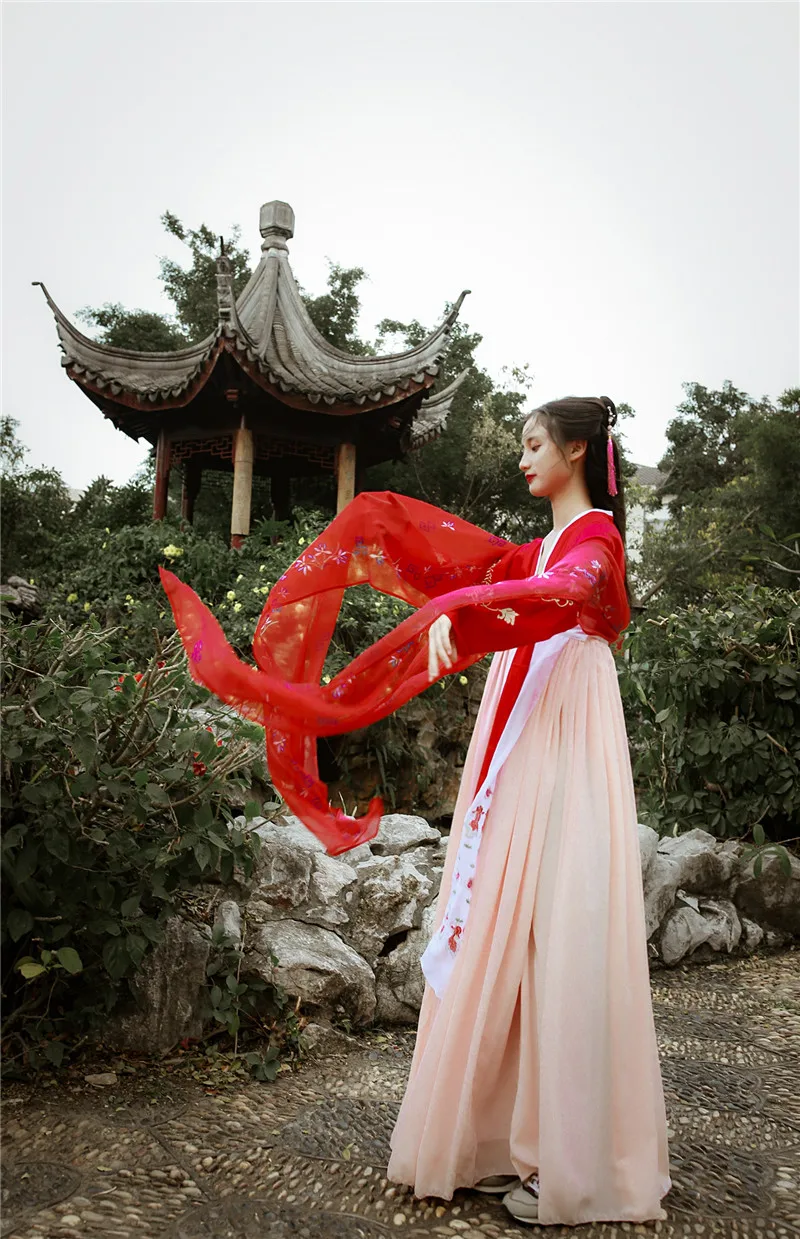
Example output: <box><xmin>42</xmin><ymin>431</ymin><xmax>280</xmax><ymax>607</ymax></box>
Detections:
<box><xmin>519</xmin><ymin>416</ymin><xmax>585</xmax><ymax>499</ymax></box>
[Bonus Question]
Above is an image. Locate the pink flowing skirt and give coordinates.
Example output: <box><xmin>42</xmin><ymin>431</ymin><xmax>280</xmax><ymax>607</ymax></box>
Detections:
<box><xmin>387</xmin><ymin>638</ymin><xmax>671</xmax><ymax>1225</ymax></box>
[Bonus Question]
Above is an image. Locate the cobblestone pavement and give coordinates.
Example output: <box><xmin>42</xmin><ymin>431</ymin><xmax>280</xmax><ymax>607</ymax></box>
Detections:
<box><xmin>2</xmin><ymin>951</ymin><xmax>799</xmax><ymax>1239</ymax></box>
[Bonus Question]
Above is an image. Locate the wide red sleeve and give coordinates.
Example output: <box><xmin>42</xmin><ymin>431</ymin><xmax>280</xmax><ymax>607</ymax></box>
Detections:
<box><xmin>449</xmin><ymin>532</ymin><xmax>629</xmax><ymax>658</ymax></box>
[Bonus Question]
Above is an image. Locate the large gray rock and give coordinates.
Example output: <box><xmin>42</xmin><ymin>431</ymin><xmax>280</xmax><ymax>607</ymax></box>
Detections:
<box><xmin>349</xmin><ymin>853</ymin><xmax>434</xmax><ymax>966</ymax></box>
<box><xmin>375</xmin><ymin>904</ymin><xmax>438</xmax><ymax>1025</ymax></box>
<box><xmin>638</xmin><ymin>824</ymin><xmax>659</xmax><ymax>882</ymax></box>
<box><xmin>643</xmin><ymin>853</ymin><xmax>682</xmax><ymax>939</ymax></box>
<box><xmin>698</xmin><ymin>897</ymin><xmax>741</xmax><ymax>954</ymax></box>
<box><xmin>250</xmin><ymin>920</ymin><xmax>376</xmax><ymax>1026</ymax></box>
<box><xmin>370</xmin><ymin>814</ymin><xmax>441</xmax><ymax>856</ymax></box>
<box><xmin>106</xmin><ymin>916</ymin><xmax>210</xmax><ymax>1052</ymax></box>
<box><xmin>659</xmin><ymin>903</ymin><xmax>714</xmax><ymax>965</ymax></box>
<box><xmin>656</xmin><ymin>828</ymin><xmax>737</xmax><ymax>893</ymax></box>
<box><xmin>734</xmin><ymin>850</ymin><xmax>800</xmax><ymax>936</ymax></box>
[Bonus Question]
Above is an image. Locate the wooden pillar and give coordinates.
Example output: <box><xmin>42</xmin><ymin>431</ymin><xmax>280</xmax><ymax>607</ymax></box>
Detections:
<box><xmin>336</xmin><ymin>442</ymin><xmax>357</xmax><ymax>513</ymax></box>
<box><xmin>181</xmin><ymin>460</ymin><xmax>202</xmax><ymax>525</ymax></box>
<box><xmin>230</xmin><ymin>427</ymin><xmax>254</xmax><ymax>549</ymax></box>
<box><xmin>153</xmin><ymin>430</ymin><xmax>171</xmax><ymax>521</ymax></box>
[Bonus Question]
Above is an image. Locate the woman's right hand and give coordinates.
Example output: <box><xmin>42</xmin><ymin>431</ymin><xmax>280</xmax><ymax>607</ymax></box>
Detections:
<box><xmin>428</xmin><ymin>614</ymin><xmax>457</xmax><ymax>681</ymax></box>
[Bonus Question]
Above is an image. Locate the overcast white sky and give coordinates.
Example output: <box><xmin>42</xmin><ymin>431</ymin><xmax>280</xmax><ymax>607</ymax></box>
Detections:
<box><xmin>2</xmin><ymin>2</ymin><xmax>798</xmax><ymax>490</ymax></box>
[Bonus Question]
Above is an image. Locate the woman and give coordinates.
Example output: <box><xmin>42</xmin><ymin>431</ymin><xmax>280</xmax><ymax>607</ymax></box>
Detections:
<box><xmin>387</xmin><ymin>396</ymin><xmax>671</xmax><ymax>1226</ymax></box>
<box><xmin>160</xmin><ymin>395</ymin><xmax>670</xmax><ymax>1227</ymax></box>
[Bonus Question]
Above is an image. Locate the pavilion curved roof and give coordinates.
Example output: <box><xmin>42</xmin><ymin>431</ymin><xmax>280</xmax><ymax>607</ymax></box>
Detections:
<box><xmin>35</xmin><ymin>206</ymin><xmax>470</xmax><ymax>418</ymax></box>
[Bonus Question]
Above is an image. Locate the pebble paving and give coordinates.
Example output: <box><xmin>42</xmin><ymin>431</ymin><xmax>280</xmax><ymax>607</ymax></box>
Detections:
<box><xmin>2</xmin><ymin>951</ymin><xmax>798</xmax><ymax>1238</ymax></box>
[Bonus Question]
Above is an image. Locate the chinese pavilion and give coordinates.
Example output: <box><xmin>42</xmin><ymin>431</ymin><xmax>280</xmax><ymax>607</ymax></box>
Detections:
<box><xmin>37</xmin><ymin>200</ymin><xmax>469</xmax><ymax>545</ymax></box>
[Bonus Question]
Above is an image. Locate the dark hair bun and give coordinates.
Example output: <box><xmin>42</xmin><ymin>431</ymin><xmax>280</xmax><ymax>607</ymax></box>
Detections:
<box><xmin>600</xmin><ymin>397</ymin><xmax>617</xmax><ymax>429</ymax></box>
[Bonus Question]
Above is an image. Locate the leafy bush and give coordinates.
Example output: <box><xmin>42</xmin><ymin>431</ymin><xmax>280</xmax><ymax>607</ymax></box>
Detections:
<box><xmin>620</xmin><ymin>585</ymin><xmax>799</xmax><ymax>841</ymax></box>
<box><xmin>0</xmin><ymin>616</ymin><xmax>269</xmax><ymax>1070</ymax></box>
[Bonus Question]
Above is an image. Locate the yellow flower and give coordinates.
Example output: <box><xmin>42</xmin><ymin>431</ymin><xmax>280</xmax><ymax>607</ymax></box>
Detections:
<box><xmin>66</xmin><ymin>593</ymin><xmax>78</xmax><ymax>604</ymax></box>
<box><xmin>298</xmin><ymin>537</ymin><xmax>306</xmax><ymax>546</ymax></box>
<box><xmin>323</xmin><ymin>674</ymin><xmax>331</xmax><ymax>684</ymax></box>
<box><xmin>459</xmin><ymin>675</ymin><xmax>468</xmax><ymax>685</ymax></box>
<box><xmin>226</xmin><ymin>590</ymin><xmax>236</xmax><ymax>601</ymax></box>
<box><xmin>83</xmin><ymin>602</ymin><xmax>91</xmax><ymax>612</ymax></box>
<box><xmin>233</xmin><ymin>601</ymin><xmax>242</xmax><ymax>612</ymax></box>
<box><xmin>162</xmin><ymin>544</ymin><xmax>183</xmax><ymax>559</ymax></box>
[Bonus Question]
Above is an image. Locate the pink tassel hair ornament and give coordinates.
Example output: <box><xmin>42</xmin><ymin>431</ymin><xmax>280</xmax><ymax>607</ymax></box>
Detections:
<box><xmin>606</xmin><ymin>433</ymin><xmax>618</xmax><ymax>497</ymax></box>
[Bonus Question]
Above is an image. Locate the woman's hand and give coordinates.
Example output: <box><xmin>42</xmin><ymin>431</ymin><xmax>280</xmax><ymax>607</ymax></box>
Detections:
<box><xmin>428</xmin><ymin>614</ymin><xmax>457</xmax><ymax>680</ymax></box>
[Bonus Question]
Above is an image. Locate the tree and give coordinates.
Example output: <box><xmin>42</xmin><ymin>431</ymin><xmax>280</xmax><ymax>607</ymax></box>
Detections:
<box><xmin>636</xmin><ymin>385</ymin><xmax>800</xmax><ymax>607</ymax></box>
<box><xmin>0</xmin><ymin>418</ymin><xmax>73</xmax><ymax>581</ymax></box>
<box><xmin>80</xmin><ymin>213</ymin><xmax>252</xmax><ymax>350</ymax></box>
<box><xmin>656</xmin><ymin>380</ymin><xmax>773</xmax><ymax>516</ymax></box>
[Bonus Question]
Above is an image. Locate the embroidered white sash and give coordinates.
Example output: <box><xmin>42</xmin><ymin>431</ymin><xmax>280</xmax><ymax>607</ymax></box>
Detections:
<box><xmin>420</xmin><ymin>624</ymin><xmax>588</xmax><ymax>998</ymax></box>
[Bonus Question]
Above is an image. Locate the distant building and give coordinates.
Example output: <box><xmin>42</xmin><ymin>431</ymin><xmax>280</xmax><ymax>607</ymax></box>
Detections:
<box><xmin>627</xmin><ymin>464</ymin><xmax>670</xmax><ymax>563</ymax></box>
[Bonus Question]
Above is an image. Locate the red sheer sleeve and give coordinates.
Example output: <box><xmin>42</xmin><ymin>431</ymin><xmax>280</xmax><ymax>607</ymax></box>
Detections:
<box><xmin>160</xmin><ymin>494</ymin><xmax>627</xmax><ymax>854</ymax></box>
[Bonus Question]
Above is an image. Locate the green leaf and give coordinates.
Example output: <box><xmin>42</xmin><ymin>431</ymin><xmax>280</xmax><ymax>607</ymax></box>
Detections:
<box><xmin>102</xmin><ymin>937</ymin><xmax>131</xmax><ymax>980</ymax></box>
<box><xmin>194</xmin><ymin>841</ymin><xmax>211</xmax><ymax>871</ymax></box>
<box><xmin>43</xmin><ymin>1040</ymin><xmax>66</xmax><ymax>1066</ymax></box>
<box><xmin>146</xmin><ymin>783</ymin><xmax>171</xmax><ymax>806</ymax></box>
<box><xmin>55</xmin><ymin>947</ymin><xmax>83</xmax><ymax>975</ymax></box>
<box><xmin>44</xmin><ymin>830</ymin><xmax>70</xmax><ymax>863</ymax></box>
<box><xmin>19</xmin><ymin>961</ymin><xmax>46</xmax><ymax>979</ymax></box>
<box><xmin>7</xmin><ymin>908</ymin><xmax>34</xmax><ymax>941</ymax></box>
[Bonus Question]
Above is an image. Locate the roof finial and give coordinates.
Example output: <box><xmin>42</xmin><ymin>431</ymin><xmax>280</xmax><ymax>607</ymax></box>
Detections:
<box><xmin>260</xmin><ymin>200</ymin><xmax>295</xmax><ymax>254</ymax></box>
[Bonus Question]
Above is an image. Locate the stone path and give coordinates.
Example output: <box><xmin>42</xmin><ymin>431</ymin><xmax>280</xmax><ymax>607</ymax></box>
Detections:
<box><xmin>2</xmin><ymin>951</ymin><xmax>799</xmax><ymax>1239</ymax></box>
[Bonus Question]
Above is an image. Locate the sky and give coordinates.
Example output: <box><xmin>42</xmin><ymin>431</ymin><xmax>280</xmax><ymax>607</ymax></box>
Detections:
<box><xmin>2</xmin><ymin>1</ymin><xmax>798</xmax><ymax>490</ymax></box>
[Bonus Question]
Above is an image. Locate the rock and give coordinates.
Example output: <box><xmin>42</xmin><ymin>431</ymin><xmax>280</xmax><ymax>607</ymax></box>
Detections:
<box><xmin>740</xmin><ymin>917</ymin><xmax>765</xmax><ymax>954</ymax></box>
<box><xmin>643</xmin><ymin>853</ymin><xmax>682</xmax><ymax>939</ymax></box>
<box><xmin>656</xmin><ymin>828</ymin><xmax>737</xmax><ymax>893</ymax></box>
<box><xmin>733</xmin><ymin>850</ymin><xmax>800</xmax><ymax>936</ymax></box>
<box><xmin>249</xmin><ymin>919</ymin><xmax>376</xmax><ymax>1025</ymax></box>
<box><xmin>697</xmin><ymin>897</ymin><xmax>741</xmax><ymax>954</ymax></box>
<box><xmin>638</xmin><ymin>824</ymin><xmax>659</xmax><ymax>882</ymax></box>
<box><xmin>214</xmin><ymin>900</ymin><xmax>242</xmax><ymax>945</ymax></box>
<box><xmin>350</xmin><ymin>853</ymin><xmax>434</xmax><ymax>965</ymax></box>
<box><xmin>1</xmin><ymin>576</ymin><xmax>41</xmax><ymax>617</ymax></box>
<box><xmin>309</xmin><ymin>853</ymin><xmax>359</xmax><ymax>925</ymax></box>
<box><xmin>105</xmin><ymin>916</ymin><xmax>211</xmax><ymax>1052</ymax></box>
<box><xmin>659</xmin><ymin>904</ymin><xmax>714</xmax><ymax>965</ymax></box>
<box><xmin>84</xmin><ymin>1072</ymin><xmax>117</xmax><ymax>1086</ymax></box>
<box><xmin>298</xmin><ymin>1021</ymin><xmax>359</xmax><ymax>1056</ymax></box>
<box><xmin>370</xmin><ymin>814</ymin><xmax>442</xmax><ymax>856</ymax></box>
<box><xmin>375</xmin><ymin>904</ymin><xmax>438</xmax><ymax>1024</ymax></box>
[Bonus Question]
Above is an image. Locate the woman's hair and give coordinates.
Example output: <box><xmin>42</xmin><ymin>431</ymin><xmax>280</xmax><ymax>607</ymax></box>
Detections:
<box><xmin>524</xmin><ymin>395</ymin><xmax>627</xmax><ymax>546</ymax></box>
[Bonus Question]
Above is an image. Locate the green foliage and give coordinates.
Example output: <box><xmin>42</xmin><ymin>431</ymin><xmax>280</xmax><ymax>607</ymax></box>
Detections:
<box><xmin>1</xmin><ymin>618</ymin><xmax>267</xmax><ymax>1071</ymax></box>
<box><xmin>76</xmin><ymin>303</ymin><xmax>187</xmax><ymax>351</ymax></box>
<box><xmin>638</xmin><ymin>384</ymin><xmax>800</xmax><ymax>607</ymax></box>
<box><xmin>159</xmin><ymin>212</ymin><xmax>252</xmax><ymax>344</ymax></box>
<box><xmin>301</xmin><ymin>262</ymin><xmax>375</xmax><ymax>356</ymax></box>
<box><xmin>620</xmin><ymin>586</ymin><xmax>799</xmax><ymax>841</ymax></box>
<box><xmin>202</xmin><ymin>924</ymin><xmax>298</xmax><ymax>1080</ymax></box>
